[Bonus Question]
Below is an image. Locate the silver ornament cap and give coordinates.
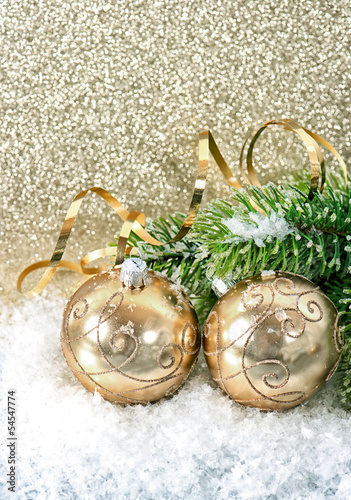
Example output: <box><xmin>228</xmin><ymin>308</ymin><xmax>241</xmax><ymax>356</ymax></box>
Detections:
<box><xmin>120</xmin><ymin>250</ymin><xmax>150</xmax><ymax>288</ymax></box>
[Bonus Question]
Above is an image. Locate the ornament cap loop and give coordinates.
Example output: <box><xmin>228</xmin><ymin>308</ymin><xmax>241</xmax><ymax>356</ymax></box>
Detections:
<box><xmin>120</xmin><ymin>249</ymin><xmax>150</xmax><ymax>288</ymax></box>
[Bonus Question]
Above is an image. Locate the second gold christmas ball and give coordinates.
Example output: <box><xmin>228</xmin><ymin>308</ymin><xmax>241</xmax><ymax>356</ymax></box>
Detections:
<box><xmin>204</xmin><ymin>271</ymin><xmax>343</xmax><ymax>410</ymax></box>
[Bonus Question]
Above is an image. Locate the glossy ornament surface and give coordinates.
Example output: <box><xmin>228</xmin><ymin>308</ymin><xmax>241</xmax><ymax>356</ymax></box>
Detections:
<box><xmin>61</xmin><ymin>269</ymin><xmax>200</xmax><ymax>403</ymax></box>
<box><xmin>204</xmin><ymin>272</ymin><xmax>343</xmax><ymax>410</ymax></box>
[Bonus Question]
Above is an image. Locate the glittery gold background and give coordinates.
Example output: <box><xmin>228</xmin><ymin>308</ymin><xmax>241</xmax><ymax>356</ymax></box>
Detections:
<box><xmin>1</xmin><ymin>0</ymin><xmax>350</xmax><ymax>302</ymax></box>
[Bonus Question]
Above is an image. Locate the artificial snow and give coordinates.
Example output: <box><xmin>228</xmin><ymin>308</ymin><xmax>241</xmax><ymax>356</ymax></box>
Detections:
<box><xmin>1</xmin><ymin>293</ymin><xmax>351</xmax><ymax>499</ymax></box>
<box><xmin>223</xmin><ymin>211</ymin><xmax>293</xmax><ymax>247</ymax></box>
<box><xmin>261</xmin><ymin>270</ymin><xmax>276</xmax><ymax>277</ymax></box>
<box><xmin>275</xmin><ymin>307</ymin><xmax>288</xmax><ymax>322</ymax></box>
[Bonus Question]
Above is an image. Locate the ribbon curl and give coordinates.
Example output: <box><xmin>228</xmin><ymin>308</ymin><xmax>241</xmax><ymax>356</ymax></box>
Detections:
<box><xmin>18</xmin><ymin>120</ymin><xmax>347</xmax><ymax>298</ymax></box>
<box><xmin>18</xmin><ymin>131</ymin><xmax>241</xmax><ymax>297</ymax></box>
<box><xmin>240</xmin><ymin>118</ymin><xmax>347</xmax><ymax>199</ymax></box>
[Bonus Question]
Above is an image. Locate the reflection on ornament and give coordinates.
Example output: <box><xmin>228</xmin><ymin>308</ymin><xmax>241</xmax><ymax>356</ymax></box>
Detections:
<box><xmin>204</xmin><ymin>272</ymin><xmax>343</xmax><ymax>410</ymax></box>
<box><xmin>61</xmin><ymin>267</ymin><xmax>200</xmax><ymax>404</ymax></box>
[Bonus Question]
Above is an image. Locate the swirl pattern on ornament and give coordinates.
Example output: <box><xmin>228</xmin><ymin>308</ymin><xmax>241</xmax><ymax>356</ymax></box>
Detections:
<box><xmin>332</xmin><ymin>314</ymin><xmax>344</xmax><ymax>354</ymax></box>
<box><xmin>205</xmin><ymin>277</ymin><xmax>342</xmax><ymax>405</ymax></box>
<box><xmin>61</xmin><ymin>290</ymin><xmax>199</xmax><ymax>403</ymax></box>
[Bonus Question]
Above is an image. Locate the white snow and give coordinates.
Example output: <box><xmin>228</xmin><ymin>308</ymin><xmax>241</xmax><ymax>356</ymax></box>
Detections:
<box><xmin>275</xmin><ymin>307</ymin><xmax>288</xmax><ymax>322</ymax></box>
<box><xmin>223</xmin><ymin>211</ymin><xmax>293</xmax><ymax>247</ymax></box>
<box><xmin>261</xmin><ymin>270</ymin><xmax>276</xmax><ymax>277</ymax></box>
<box><xmin>1</xmin><ymin>293</ymin><xmax>351</xmax><ymax>499</ymax></box>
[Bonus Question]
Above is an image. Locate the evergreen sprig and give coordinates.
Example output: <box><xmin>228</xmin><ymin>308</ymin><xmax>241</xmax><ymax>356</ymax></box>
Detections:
<box><xmin>192</xmin><ymin>181</ymin><xmax>351</xmax><ymax>285</ymax></box>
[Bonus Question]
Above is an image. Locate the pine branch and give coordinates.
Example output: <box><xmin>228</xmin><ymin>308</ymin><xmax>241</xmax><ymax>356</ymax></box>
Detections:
<box><xmin>191</xmin><ymin>182</ymin><xmax>351</xmax><ymax>285</ymax></box>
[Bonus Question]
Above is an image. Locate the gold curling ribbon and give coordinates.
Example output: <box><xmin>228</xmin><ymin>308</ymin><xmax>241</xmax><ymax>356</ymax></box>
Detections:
<box><xmin>240</xmin><ymin>118</ymin><xmax>347</xmax><ymax>199</ymax></box>
<box><xmin>18</xmin><ymin>131</ymin><xmax>241</xmax><ymax>297</ymax></box>
<box><xmin>18</xmin><ymin>121</ymin><xmax>347</xmax><ymax>297</ymax></box>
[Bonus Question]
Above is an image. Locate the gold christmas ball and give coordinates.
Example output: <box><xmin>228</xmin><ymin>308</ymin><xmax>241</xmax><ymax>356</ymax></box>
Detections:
<box><xmin>204</xmin><ymin>271</ymin><xmax>343</xmax><ymax>410</ymax></box>
<box><xmin>61</xmin><ymin>268</ymin><xmax>200</xmax><ymax>403</ymax></box>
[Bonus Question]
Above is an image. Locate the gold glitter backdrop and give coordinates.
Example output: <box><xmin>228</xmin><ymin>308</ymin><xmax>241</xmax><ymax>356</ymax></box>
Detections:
<box><xmin>1</xmin><ymin>0</ymin><xmax>350</xmax><ymax>302</ymax></box>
